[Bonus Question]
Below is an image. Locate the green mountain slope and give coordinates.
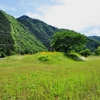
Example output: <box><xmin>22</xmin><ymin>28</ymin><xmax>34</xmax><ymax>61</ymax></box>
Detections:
<box><xmin>1</xmin><ymin>10</ymin><xmax>100</xmax><ymax>57</ymax></box>
<box><xmin>86</xmin><ymin>36</ymin><xmax>100</xmax><ymax>52</ymax></box>
<box><xmin>0</xmin><ymin>10</ymin><xmax>47</xmax><ymax>57</ymax></box>
<box><xmin>86</xmin><ymin>38</ymin><xmax>100</xmax><ymax>52</ymax></box>
<box><xmin>89</xmin><ymin>36</ymin><xmax>100</xmax><ymax>42</ymax></box>
<box><xmin>17</xmin><ymin>15</ymin><xmax>59</xmax><ymax>50</ymax></box>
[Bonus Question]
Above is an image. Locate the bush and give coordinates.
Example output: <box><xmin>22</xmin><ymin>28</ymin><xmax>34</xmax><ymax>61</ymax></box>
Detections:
<box><xmin>80</xmin><ymin>49</ymin><xmax>91</xmax><ymax>57</ymax></box>
<box><xmin>66</xmin><ymin>53</ymin><xmax>85</xmax><ymax>61</ymax></box>
<box><xmin>95</xmin><ymin>46</ymin><xmax>100</xmax><ymax>55</ymax></box>
<box><xmin>38</xmin><ymin>55</ymin><xmax>49</xmax><ymax>62</ymax></box>
<box><xmin>0</xmin><ymin>52</ymin><xmax>6</xmax><ymax>58</ymax></box>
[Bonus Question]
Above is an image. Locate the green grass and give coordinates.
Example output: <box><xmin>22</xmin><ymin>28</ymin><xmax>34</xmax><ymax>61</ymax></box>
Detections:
<box><xmin>0</xmin><ymin>52</ymin><xmax>100</xmax><ymax>100</ymax></box>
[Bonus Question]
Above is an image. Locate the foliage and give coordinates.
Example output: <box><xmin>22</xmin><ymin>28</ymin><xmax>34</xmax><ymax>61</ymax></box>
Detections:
<box><xmin>1</xmin><ymin>10</ymin><xmax>100</xmax><ymax>57</ymax></box>
<box><xmin>0</xmin><ymin>10</ymin><xmax>15</xmax><ymax>56</ymax></box>
<box><xmin>51</xmin><ymin>29</ymin><xmax>87</xmax><ymax>53</ymax></box>
<box><xmin>80</xmin><ymin>49</ymin><xmax>92</xmax><ymax>57</ymax></box>
<box><xmin>0</xmin><ymin>53</ymin><xmax>100</xmax><ymax>99</ymax></box>
<box><xmin>86</xmin><ymin>38</ymin><xmax>100</xmax><ymax>52</ymax></box>
<box><xmin>66</xmin><ymin>52</ymin><xmax>85</xmax><ymax>61</ymax></box>
<box><xmin>0</xmin><ymin>10</ymin><xmax>47</xmax><ymax>56</ymax></box>
<box><xmin>89</xmin><ymin>36</ymin><xmax>100</xmax><ymax>42</ymax></box>
<box><xmin>17</xmin><ymin>15</ymin><xmax>59</xmax><ymax>50</ymax></box>
<box><xmin>95</xmin><ymin>46</ymin><xmax>100</xmax><ymax>55</ymax></box>
<box><xmin>0</xmin><ymin>51</ymin><xmax>6</xmax><ymax>58</ymax></box>
<box><xmin>38</xmin><ymin>55</ymin><xmax>49</xmax><ymax>62</ymax></box>
<box><xmin>37</xmin><ymin>52</ymin><xmax>67</xmax><ymax>64</ymax></box>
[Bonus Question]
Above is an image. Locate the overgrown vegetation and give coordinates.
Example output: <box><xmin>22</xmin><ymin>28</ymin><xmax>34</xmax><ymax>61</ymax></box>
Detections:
<box><xmin>51</xmin><ymin>29</ymin><xmax>87</xmax><ymax>54</ymax></box>
<box><xmin>95</xmin><ymin>46</ymin><xmax>100</xmax><ymax>55</ymax></box>
<box><xmin>0</xmin><ymin>52</ymin><xmax>100</xmax><ymax>99</ymax></box>
<box><xmin>0</xmin><ymin>10</ymin><xmax>47</xmax><ymax>57</ymax></box>
<box><xmin>17</xmin><ymin>15</ymin><xmax>59</xmax><ymax>50</ymax></box>
<box><xmin>79</xmin><ymin>49</ymin><xmax>92</xmax><ymax>57</ymax></box>
<box><xmin>1</xmin><ymin>9</ymin><xmax>100</xmax><ymax>100</ymax></box>
<box><xmin>0</xmin><ymin>10</ymin><xmax>100</xmax><ymax>57</ymax></box>
<box><xmin>86</xmin><ymin>38</ymin><xmax>100</xmax><ymax>52</ymax></box>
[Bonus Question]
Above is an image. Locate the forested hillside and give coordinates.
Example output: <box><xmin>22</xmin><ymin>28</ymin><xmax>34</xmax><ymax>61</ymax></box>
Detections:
<box><xmin>89</xmin><ymin>36</ymin><xmax>100</xmax><ymax>42</ymax></box>
<box><xmin>17</xmin><ymin>16</ymin><xmax>100</xmax><ymax>52</ymax></box>
<box><xmin>86</xmin><ymin>36</ymin><xmax>100</xmax><ymax>52</ymax></box>
<box><xmin>0</xmin><ymin>10</ymin><xmax>100</xmax><ymax>57</ymax></box>
<box><xmin>86</xmin><ymin>38</ymin><xmax>100</xmax><ymax>52</ymax></box>
<box><xmin>0</xmin><ymin>10</ymin><xmax>47</xmax><ymax>57</ymax></box>
<box><xmin>17</xmin><ymin>15</ymin><xmax>59</xmax><ymax>50</ymax></box>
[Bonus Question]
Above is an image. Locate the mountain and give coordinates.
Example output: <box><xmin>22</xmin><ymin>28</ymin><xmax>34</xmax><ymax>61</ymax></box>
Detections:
<box><xmin>0</xmin><ymin>10</ymin><xmax>100</xmax><ymax>57</ymax></box>
<box><xmin>88</xmin><ymin>36</ymin><xmax>100</xmax><ymax>42</ymax></box>
<box><xmin>86</xmin><ymin>36</ymin><xmax>100</xmax><ymax>51</ymax></box>
<box><xmin>17</xmin><ymin>15</ymin><xmax>59</xmax><ymax>50</ymax></box>
<box><xmin>86</xmin><ymin>38</ymin><xmax>100</xmax><ymax>52</ymax></box>
<box><xmin>0</xmin><ymin>10</ymin><xmax>47</xmax><ymax>57</ymax></box>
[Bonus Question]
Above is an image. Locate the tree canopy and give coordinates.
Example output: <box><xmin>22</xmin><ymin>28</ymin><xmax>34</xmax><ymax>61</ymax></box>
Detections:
<box><xmin>51</xmin><ymin>30</ymin><xmax>87</xmax><ymax>53</ymax></box>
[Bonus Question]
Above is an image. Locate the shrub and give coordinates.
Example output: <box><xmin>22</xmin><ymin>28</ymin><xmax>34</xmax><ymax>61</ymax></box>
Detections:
<box><xmin>66</xmin><ymin>53</ymin><xmax>85</xmax><ymax>61</ymax></box>
<box><xmin>80</xmin><ymin>49</ymin><xmax>92</xmax><ymax>57</ymax></box>
<box><xmin>95</xmin><ymin>46</ymin><xmax>100</xmax><ymax>55</ymax></box>
<box><xmin>0</xmin><ymin>51</ymin><xmax>6</xmax><ymax>58</ymax></box>
<box><xmin>38</xmin><ymin>55</ymin><xmax>49</xmax><ymax>62</ymax></box>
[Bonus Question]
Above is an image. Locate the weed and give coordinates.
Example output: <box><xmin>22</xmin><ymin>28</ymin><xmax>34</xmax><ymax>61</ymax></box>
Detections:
<box><xmin>0</xmin><ymin>52</ymin><xmax>100</xmax><ymax>99</ymax></box>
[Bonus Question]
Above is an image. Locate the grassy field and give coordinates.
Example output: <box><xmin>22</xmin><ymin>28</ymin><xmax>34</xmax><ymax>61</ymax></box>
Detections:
<box><xmin>0</xmin><ymin>52</ymin><xmax>100</xmax><ymax>100</ymax></box>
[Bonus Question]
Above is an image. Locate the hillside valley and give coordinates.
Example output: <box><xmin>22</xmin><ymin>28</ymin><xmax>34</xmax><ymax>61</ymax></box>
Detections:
<box><xmin>0</xmin><ymin>10</ymin><xmax>100</xmax><ymax>57</ymax></box>
<box><xmin>17</xmin><ymin>15</ymin><xmax>59</xmax><ymax>49</ymax></box>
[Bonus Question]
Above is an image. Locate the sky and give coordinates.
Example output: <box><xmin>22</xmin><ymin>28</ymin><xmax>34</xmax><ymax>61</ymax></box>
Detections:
<box><xmin>0</xmin><ymin>0</ymin><xmax>100</xmax><ymax>36</ymax></box>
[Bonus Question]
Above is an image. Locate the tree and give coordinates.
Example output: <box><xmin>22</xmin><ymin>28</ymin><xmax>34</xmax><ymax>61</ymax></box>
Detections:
<box><xmin>95</xmin><ymin>46</ymin><xmax>100</xmax><ymax>55</ymax></box>
<box><xmin>51</xmin><ymin>29</ymin><xmax>87</xmax><ymax>53</ymax></box>
<box><xmin>79</xmin><ymin>49</ymin><xmax>91</xmax><ymax>57</ymax></box>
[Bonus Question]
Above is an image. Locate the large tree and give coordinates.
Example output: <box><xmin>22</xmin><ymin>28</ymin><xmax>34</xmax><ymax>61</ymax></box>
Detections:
<box><xmin>51</xmin><ymin>29</ymin><xmax>87</xmax><ymax>53</ymax></box>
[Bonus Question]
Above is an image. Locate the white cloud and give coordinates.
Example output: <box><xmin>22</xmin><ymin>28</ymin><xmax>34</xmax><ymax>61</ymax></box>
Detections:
<box><xmin>26</xmin><ymin>12</ymin><xmax>41</xmax><ymax>18</ymax></box>
<box><xmin>0</xmin><ymin>5</ymin><xmax>16</xmax><ymax>11</ymax></box>
<box><xmin>26</xmin><ymin>0</ymin><xmax>100</xmax><ymax>36</ymax></box>
<box><xmin>81</xmin><ymin>26</ymin><xmax>100</xmax><ymax>36</ymax></box>
<box><xmin>89</xmin><ymin>29</ymin><xmax>100</xmax><ymax>36</ymax></box>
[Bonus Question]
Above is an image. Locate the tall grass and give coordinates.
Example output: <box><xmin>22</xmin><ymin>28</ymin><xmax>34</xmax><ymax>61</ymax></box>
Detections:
<box><xmin>0</xmin><ymin>52</ymin><xmax>100</xmax><ymax>100</ymax></box>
